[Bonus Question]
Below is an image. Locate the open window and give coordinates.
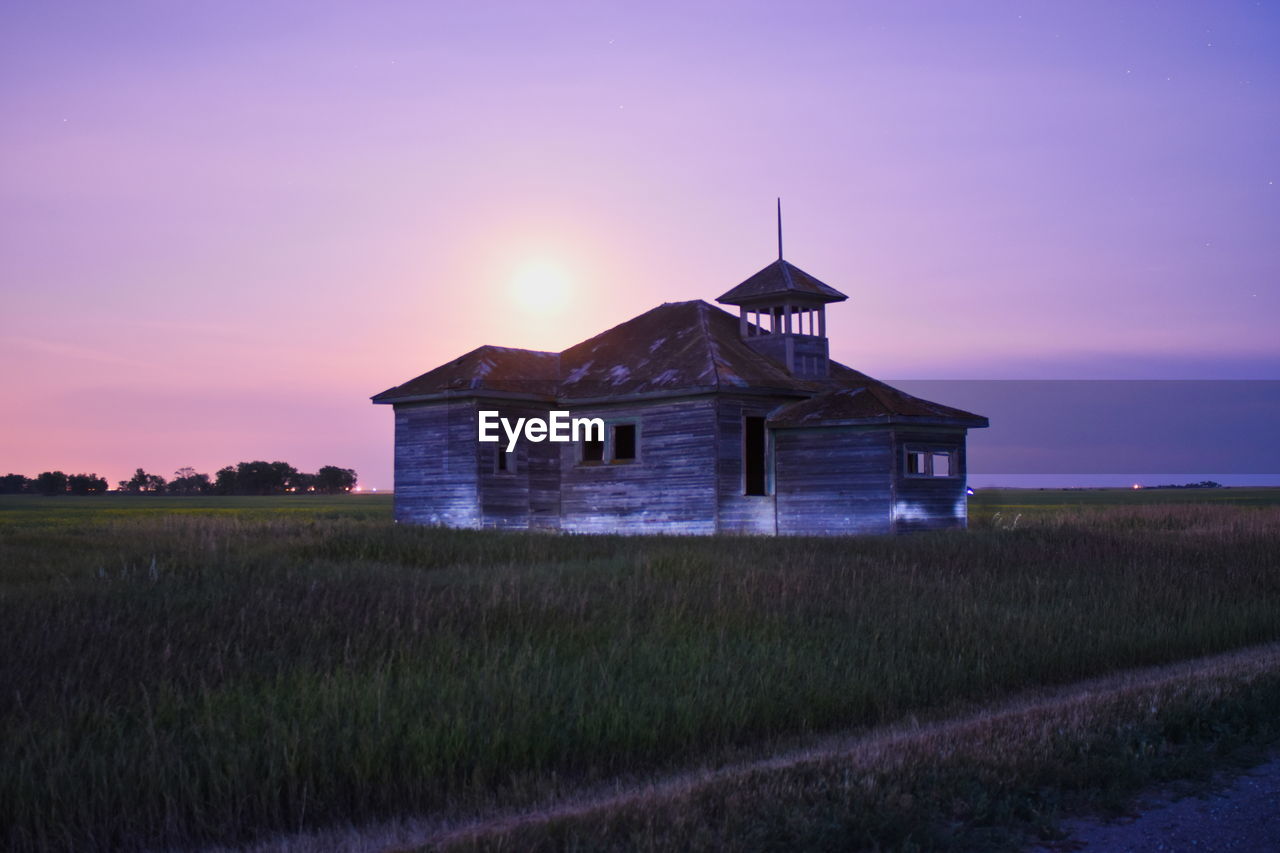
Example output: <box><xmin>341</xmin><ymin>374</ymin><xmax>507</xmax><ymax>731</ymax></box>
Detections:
<box><xmin>581</xmin><ymin>435</ymin><xmax>604</xmax><ymax>464</ymax></box>
<box><xmin>904</xmin><ymin>447</ymin><xmax>959</xmax><ymax>478</ymax></box>
<box><xmin>612</xmin><ymin>423</ymin><xmax>637</xmax><ymax>462</ymax></box>
<box><xmin>579</xmin><ymin>420</ymin><xmax>638</xmax><ymax>465</ymax></box>
<box><xmin>494</xmin><ymin>444</ymin><xmax>512</xmax><ymax>474</ymax></box>
<box><xmin>743</xmin><ymin>416</ymin><xmax>768</xmax><ymax>496</ymax></box>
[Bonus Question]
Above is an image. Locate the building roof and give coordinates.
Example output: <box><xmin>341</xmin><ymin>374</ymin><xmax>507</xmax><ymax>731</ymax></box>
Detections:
<box><xmin>370</xmin><ymin>345</ymin><xmax>559</xmax><ymax>402</ymax></box>
<box><xmin>372</xmin><ymin>300</ymin><xmax>985</xmax><ymax>427</ymax></box>
<box><xmin>716</xmin><ymin>259</ymin><xmax>849</xmax><ymax>306</ymax></box>
<box><xmin>768</xmin><ymin>384</ymin><xmax>989</xmax><ymax>428</ymax></box>
<box><xmin>559</xmin><ymin>300</ymin><xmax>804</xmax><ymax>399</ymax></box>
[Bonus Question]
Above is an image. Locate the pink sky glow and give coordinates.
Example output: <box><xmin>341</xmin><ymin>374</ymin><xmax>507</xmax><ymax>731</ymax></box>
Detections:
<box><xmin>2</xmin><ymin>2</ymin><xmax>1277</xmax><ymax>489</ymax></box>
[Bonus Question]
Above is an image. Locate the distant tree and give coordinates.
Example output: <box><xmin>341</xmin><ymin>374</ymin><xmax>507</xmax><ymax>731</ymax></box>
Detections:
<box><xmin>67</xmin><ymin>473</ymin><xmax>108</xmax><ymax>495</ymax></box>
<box><xmin>123</xmin><ymin>468</ymin><xmax>146</xmax><ymax>493</ymax></box>
<box><xmin>203</xmin><ymin>461</ymin><xmax>358</xmax><ymax>495</ymax></box>
<box><xmin>34</xmin><ymin>471</ymin><xmax>68</xmax><ymax>496</ymax></box>
<box><xmin>169</xmin><ymin>468</ymin><xmax>211</xmax><ymax>495</ymax></box>
<box><xmin>271</xmin><ymin>461</ymin><xmax>299</xmax><ymax>493</ymax></box>
<box><xmin>0</xmin><ymin>473</ymin><xmax>30</xmax><ymax>494</ymax></box>
<box><xmin>121</xmin><ymin>468</ymin><xmax>166</xmax><ymax>494</ymax></box>
<box><xmin>213</xmin><ymin>466</ymin><xmax>238</xmax><ymax>495</ymax></box>
<box><xmin>315</xmin><ymin>466</ymin><xmax>358</xmax><ymax>494</ymax></box>
<box><xmin>234</xmin><ymin>460</ymin><xmax>297</xmax><ymax>495</ymax></box>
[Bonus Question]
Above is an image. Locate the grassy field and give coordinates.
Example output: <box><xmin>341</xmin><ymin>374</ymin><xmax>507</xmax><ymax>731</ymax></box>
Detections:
<box><xmin>1</xmin><ymin>490</ymin><xmax>1278</xmax><ymax>851</ymax></box>
<box><xmin>0</xmin><ymin>493</ymin><xmax>395</xmax><ymax>523</ymax></box>
<box><xmin>431</xmin><ymin>645</ymin><xmax>1280</xmax><ymax>852</ymax></box>
<box><xmin>970</xmin><ymin>486</ymin><xmax>1280</xmax><ymax>514</ymax></box>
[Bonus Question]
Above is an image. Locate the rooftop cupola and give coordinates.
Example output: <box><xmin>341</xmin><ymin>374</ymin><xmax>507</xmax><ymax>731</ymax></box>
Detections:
<box><xmin>716</xmin><ymin>201</ymin><xmax>848</xmax><ymax>378</ymax></box>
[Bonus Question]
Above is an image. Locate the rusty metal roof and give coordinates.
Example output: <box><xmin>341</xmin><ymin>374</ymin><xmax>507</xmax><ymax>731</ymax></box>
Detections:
<box><xmin>716</xmin><ymin>259</ymin><xmax>848</xmax><ymax>306</ymax></box>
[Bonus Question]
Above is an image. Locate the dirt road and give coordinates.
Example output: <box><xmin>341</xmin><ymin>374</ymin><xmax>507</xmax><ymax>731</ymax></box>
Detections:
<box><xmin>210</xmin><ymin>643</ymin><xmax>1280</xmax><ymax>852</ymax></box>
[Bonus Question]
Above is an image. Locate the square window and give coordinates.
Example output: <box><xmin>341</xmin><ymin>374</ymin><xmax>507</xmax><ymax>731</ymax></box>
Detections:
<box><xmin>582</xmin><ymin>436</ymin><xmax>604</xmax><ymax>464</ymax></box>
<box><xmin>905</xmin><ymin>447</ymin><xmax>958</xmax><ymax>477</ymax></box>
<box><xmin>613</xmin><ymin>423</ymin><xmax>637</xmax><ymax>461</ymax></box>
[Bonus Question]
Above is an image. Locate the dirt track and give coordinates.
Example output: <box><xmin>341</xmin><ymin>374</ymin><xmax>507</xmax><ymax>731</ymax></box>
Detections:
<box><xmin>206</xmin><ymin>642</ymin><xmax>1280</xmax><ymax>853</ymax></box>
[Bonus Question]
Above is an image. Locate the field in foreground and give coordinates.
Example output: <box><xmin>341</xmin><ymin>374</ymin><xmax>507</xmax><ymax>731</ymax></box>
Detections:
<box><xmin>1</xmin><ymin>491</ymin><xmax>1279</xmax><ymax>850</ymax></box>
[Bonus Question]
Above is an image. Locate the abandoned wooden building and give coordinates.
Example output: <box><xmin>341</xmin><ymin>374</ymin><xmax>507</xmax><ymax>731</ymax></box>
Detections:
<box><xmin>373</xmin><ymin>252</ymin><xmax>987</xmax><ymax>535</ymax></box>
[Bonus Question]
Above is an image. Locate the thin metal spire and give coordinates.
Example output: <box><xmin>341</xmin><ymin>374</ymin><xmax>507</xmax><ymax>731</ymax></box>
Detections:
<box><xmin>776</xmin><ymin>197</ymin><xmax>783</xmax><ymax>260</ymax></box>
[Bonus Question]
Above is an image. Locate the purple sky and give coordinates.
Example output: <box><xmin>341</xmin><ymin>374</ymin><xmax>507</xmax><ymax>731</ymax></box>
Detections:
<box><xmin>2</xmin><ymin>1</ymin><xmax>1277</xmax><ymax>489</ymax></box>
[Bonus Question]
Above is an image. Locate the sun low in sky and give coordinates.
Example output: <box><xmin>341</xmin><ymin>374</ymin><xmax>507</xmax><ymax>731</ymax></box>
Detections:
<box><xmin>509</xmin><ymin>260</ymin><xmax>573</xmax><ymax>316</ymax></box>
<box><xmin>1</xmin><ymin>2</ymin><xmax>1276</xmax><ymax>490</ymax></box>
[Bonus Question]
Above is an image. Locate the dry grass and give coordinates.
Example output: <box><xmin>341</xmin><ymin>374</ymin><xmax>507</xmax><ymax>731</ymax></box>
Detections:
<box><xmin>422</xmin><ymin>644</ymin><xmax>1280</xmax><ymax>852</ymax></box>
<box><xmin>199</xmin><ymin>643</ymin><xmax>1280</xmax><ymax>852</ymax></box>
<box><xmin>1</xmin><ymin>497</ymin><xmax>1278</xmax><ymax>851</ymax></box>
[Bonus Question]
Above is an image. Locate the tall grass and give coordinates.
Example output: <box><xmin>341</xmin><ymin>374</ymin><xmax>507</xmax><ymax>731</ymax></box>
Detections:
<box><xmin>1</xmin><ymin>498</ymin><xmax>1278</xmax><ymax>850</ymax></box>
<box><xmin>451</xmin><ymin>646</ymin><xmax>1280</xmax><ymax>852</ymax></box>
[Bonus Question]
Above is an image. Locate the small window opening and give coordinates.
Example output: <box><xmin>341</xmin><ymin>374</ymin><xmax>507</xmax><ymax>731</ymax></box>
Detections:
<box><xmin>744</xmin><ymin>416</ymin><xmax>767</xmax><ymax>496</ymax></box>
<box><xmin>613</xmin><ymin>423</ymin><xmax>637</xmax><ymax>462</ymax></box>
<box><xmin>495</xmin><ymin>445</ymin><xmax>509</xmax><ymax>473</ymax></box>
<box><xmin>582</xmin><ymin>436</ymin><xmax>604</xmax><ymax>464</ymax></box>
<box><xmin>905</xmin><ymin>448</ymin><xmax>958</xmax><ymax>477</ymax></box>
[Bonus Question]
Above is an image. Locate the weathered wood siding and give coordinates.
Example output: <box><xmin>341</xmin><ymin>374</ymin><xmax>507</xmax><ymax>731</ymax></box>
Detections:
<box><xmin>715</xmin><ymin>394</ymin><xmax>797</xmax><ymax>534</ymax></box>
<box><xmin>525</xmin><ymin>426</ymin><xmax>562</xmax><ymax>531</ymax></box>
<box><xmin>474</xmin><ymin>401</ymin><xmax>560</xmax><ymax>530</ymax></box>
<box><xmin>891</xmin><ymin>428</ymin><xmax>969</xmax><ymax>532</ymax></box>
<box><xmin>559</xmin><ymin>397</ymin><xmax>718</xmax><ymax>534</ymax></box>
<box><xmin>773</xmin><ymin>425</ymin><xmax>894</xmax><ymax>535</ymax></box>
<box><xmin>390</xmin><ymin>396</ymin><xmax>971</xmax><ymax>537</ymax></box>
<box><xmin>392</xmin><ymin>400</ymin><xmax>481</xmax><ymax>527</ymax></box>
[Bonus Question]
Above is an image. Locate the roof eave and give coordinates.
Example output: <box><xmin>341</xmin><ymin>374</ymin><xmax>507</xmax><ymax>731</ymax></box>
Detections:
<box><xmin>770</xmin><ymin>415</ymin><xmax>989</xmax><ymax>429</ymax></box>
<box><xmin>717</xmin><ymin>290</ymin><xmax>848</xmax><ymax>306</ymax></box>
<box><xmin>371</xmin><ymin>388</ymin><xmax>558</xmax><ymax>405</ymax></box>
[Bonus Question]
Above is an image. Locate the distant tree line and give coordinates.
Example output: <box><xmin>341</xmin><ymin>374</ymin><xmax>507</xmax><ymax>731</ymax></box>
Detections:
<box><xmin>0</xmin><ymin>462</ymin><xmax>358</xmax><ymax>496</ymax></box>
<box><xmin>0</xmin><ymin>471</ymin><xmax>109</xmax><ymax>495</ymax></box>
<box><xmin>1147</xmin><ymin>480</ymin><xmax>1224</xmax><ymax>489</ymax></box>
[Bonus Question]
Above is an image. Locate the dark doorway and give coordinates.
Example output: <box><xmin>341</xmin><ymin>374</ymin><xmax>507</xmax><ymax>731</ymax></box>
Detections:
<box><xmin>744</xmin><ymin>416</ymin><xmax>767</xmax><ymax>495</ymax></box>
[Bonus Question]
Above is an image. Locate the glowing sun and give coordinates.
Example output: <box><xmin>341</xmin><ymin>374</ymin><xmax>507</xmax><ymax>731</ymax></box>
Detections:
<box><xmin>509</xmin><ymin>261</ymin><xmax>572</xmax><ymax>315</ymax></box>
